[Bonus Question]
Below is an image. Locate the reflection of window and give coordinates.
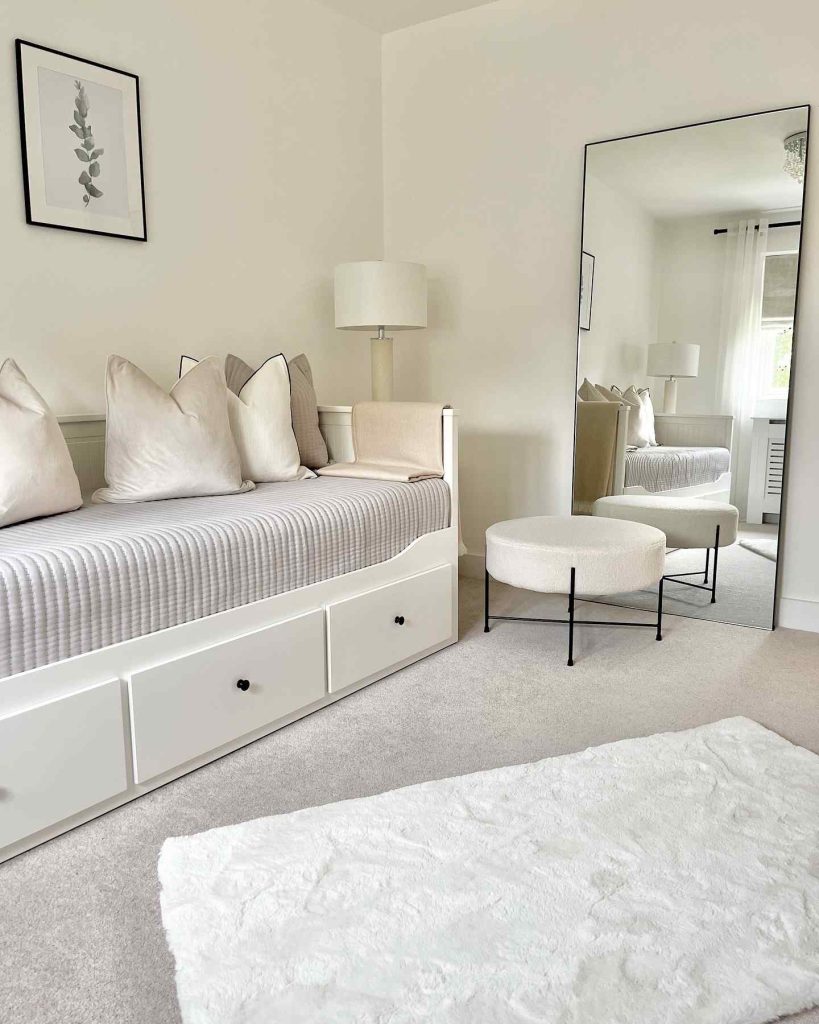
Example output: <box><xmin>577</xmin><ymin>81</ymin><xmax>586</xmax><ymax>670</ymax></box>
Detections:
<box><xmin>758</xmin><ymin>321</ymin><xmax>792</xmax><ymax>398</ymax></box>
<box><xmin>758</xmin><ymin>252</ymin><xmax>797</xmax><ymax>399</ymax></box>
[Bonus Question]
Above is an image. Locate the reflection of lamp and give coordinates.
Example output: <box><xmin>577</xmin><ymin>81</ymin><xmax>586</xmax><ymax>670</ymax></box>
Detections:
<box><xmin>647</xmin><ymin>342</ymin><xmax>700</xmax><ymax>414</ymax></box>
<box><xmin>334</xmin><ymin>261</ymin><xmax>427</xmax><ymax>401</ymax></box>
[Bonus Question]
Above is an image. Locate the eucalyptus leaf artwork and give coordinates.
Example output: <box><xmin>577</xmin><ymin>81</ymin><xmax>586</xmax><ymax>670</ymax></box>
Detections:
<box><xmin>71</xmin><ymin>80</ymin><xmax>104</xmax><ymax>206</ymax></box>
<box><xmin>16</xmin><ymin>39</ymin><xmax>146</xmax><ymax>240</ymax></box>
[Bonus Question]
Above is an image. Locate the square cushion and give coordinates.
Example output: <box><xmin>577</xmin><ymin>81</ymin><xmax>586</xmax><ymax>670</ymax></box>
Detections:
<box><xmin>0</xmin><ymin>359</ymin><xmax>82</xmax><ymax>526</ymax></box>
<box><xmin>577</xmin><ymin>378</ymin><xmax>607</xmax><ymax>402</ymax></box>
<box><xmin>187</xmin><ymin>354</ymin><xmax>310</xmax><ymax>483</ymax></box>
<box><xmin>287</xmin><ymin>354</ymin><xmax>329</xmax><ymax>469</ymax></box>
<box><xmin>94</xmin><ymin>356</ymin><xmax>253</xmax><ymax>503</ymax></box>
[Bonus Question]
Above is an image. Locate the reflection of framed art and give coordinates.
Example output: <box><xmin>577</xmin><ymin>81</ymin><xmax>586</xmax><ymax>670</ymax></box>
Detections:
<box><xmin>579</xmin><ymin>251</ymin><xmax>595</xmax><ymax>330</ymax></box>
<box><xmin>16</xmin><ymin>39</ymin><xmax>147</xmax><ymax>241</ymax></box>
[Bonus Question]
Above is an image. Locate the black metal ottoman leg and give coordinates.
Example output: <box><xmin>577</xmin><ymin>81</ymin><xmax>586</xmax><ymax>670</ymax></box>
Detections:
<box><xmin>567</xmin><ymin>566</ymin><xmax>576</xmax><ymax>667</ymax></box>
<box><xmin>711</xmin><ymin>525</ymin><xmax>720</xmax><ymax>604</ymax></box>
<box><xmin>656</xmin><ymin>576</ymin><xmax>664</xmax><ymax>641</ymax></box>
<box><xmin>704</xmin><ymin>546</ymin><xmax>710</xmax><ymax>584</ymax></box>
<box><xmin>484</xmin><ymin>569</ymin><xmax>490</xmax><ymax>632</ymax></box>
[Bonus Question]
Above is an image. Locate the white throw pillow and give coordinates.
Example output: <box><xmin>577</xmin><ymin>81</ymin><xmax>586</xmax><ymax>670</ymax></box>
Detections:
<box><xmin>638</xmin><ymin>387</ymin><xmax>658</xmax><ymax>446</ymax></box>
<box><xmin>180</xmin><ymin>354</ymin><xmax>310</xmax><ymax>483</ymax></box>
<box><xmin>0</xmin><ymin>359</ymin><xmax>82</xmax><ymax>526</ymax></box>
<box><xmin>94</xmin><ymin>356</ymin><xmax>253</xmax><ymax>503</ymax></box>
<box><xmin>614</xmin><ymin>385</ymin><xmax>652</xmax><ymax>448</ymax></box>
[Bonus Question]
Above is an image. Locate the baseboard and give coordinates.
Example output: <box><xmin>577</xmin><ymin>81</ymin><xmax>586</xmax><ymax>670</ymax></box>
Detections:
<box><xmin>777</xmin><ymin>597</ymin><xmax>819</xmax><ymax>634</ymax></box>
<box><xmin>458</xmin><ymin>551</ymin><xmax>485</xmax><ymax>579</ymax></box>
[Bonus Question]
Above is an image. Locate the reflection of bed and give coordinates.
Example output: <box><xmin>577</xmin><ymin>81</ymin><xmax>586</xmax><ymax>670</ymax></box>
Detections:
<box><xmin>623</xmin><ymin>413</ymin><xmax>733</xmax><ymax>501</ymax></box>
<box><xmin>625</xmin><ymin>446</ymin><xmax>731</xmax><ymax>495</ymax></box>
<box><xmin>574</xmin><ymin>406</ymin><xmax>733</xmax><ymax>512</ymax></box>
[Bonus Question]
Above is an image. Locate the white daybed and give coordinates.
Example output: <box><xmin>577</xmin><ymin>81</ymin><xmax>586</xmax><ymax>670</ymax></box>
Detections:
<box><xmin>0</xmin><ymin>406</ymin><xmax>459</xmax><ymax>863</ymax></box>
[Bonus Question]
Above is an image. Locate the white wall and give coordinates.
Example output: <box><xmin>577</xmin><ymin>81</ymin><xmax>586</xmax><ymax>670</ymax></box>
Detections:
<box><xmin>0</xmin><ymin>0</ymin><xmax>383</xmax><ymax>413</ymax></box>
<box><xmin>579</xmin><ymin>172</ymin><xmax>656</xmax><ymax>390</ymax></box>
<box><xmin>382</xmin><ymin>0</ymin><xmax>819</xmax><ymax>629</ymax></box>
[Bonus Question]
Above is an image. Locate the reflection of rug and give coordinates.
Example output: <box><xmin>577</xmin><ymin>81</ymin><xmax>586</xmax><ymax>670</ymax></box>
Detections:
<box><xmin>740</xmin><ymin>537</ymin><xmax>778</xmax><ymax>562</ymax></box>
<box><xmin>159</xmin><ymin>718</ymin><xmax>819</xmax><ymax>1024</ymax></box>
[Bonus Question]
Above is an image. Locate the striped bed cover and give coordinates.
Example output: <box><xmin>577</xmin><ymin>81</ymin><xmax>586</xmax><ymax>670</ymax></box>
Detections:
<box><xmin>624</xmin><ymin>446</ymin><xmax>730</xmax><ymax>493</ymax></box>
<box><xmin>0</xmin><ymin>477</ymin><xmax>450</xmax><ymax>679</ymax></box>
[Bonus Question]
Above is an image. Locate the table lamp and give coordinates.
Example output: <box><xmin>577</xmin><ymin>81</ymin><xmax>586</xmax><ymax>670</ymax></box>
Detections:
<box><xmin>334</xmin><ymin>261</ymin><xmax>427</xmax><ymax>401</ymax></box>
<box><xmin>647</xmin><ymin>342</ymin><xmax>700</xmax><ymax>414</ymax></box>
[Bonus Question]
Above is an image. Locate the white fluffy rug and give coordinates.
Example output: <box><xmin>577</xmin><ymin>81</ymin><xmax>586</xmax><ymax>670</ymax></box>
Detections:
<box><xmin>159</xmin><ymin>718</ymin><xmax>819</xmax><ymax>1023</ymax></box>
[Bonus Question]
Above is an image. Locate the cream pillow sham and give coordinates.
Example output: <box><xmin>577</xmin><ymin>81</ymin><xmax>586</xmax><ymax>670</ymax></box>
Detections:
<box><xmin>182</xmin><ymin>354</ymin><xmax>310</xmax><ymax>483</ymax></box>
<box><xmin>94</xmin><ymin>356</ymin><xmax>253</xmax><ymax>503</ymax></box>
<box><xmin>0</xmin><ymin>359</ymin><xmax>82</xmax><ymax>526</ymax></box>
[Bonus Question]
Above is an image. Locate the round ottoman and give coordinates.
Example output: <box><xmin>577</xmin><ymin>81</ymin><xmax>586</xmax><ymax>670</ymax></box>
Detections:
<box><xmin>484</xmin><ymin>516</ymin><xmax>666</xmax><ymax>665</ymax></box>
<box><xmin>592</xmin><ymin>495</ymin><xmax>739</xmax><ymax>603</ymax></box>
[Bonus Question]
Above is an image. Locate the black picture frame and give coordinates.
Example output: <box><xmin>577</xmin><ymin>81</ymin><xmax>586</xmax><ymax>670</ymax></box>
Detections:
<box><xmin>15</xmin><ymin>38</ymin><xmax>147</xmax><ymax>241</ymax></box>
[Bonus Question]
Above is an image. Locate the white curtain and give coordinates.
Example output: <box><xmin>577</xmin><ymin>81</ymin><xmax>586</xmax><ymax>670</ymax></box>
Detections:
<box><xmin>716</xmin><ymin>217</ymin><xmax>768</xmax><ymax>516</ymax></box>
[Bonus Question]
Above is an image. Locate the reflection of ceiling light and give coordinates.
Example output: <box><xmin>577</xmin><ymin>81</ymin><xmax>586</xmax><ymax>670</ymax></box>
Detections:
<box><xmin>784</xmin><ymin>131</ymin><xmax>807</xmax><ymax>183</ymax></box>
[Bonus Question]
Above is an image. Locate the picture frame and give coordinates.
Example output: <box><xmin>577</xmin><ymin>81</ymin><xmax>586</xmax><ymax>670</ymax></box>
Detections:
<box><xmin>579</xmin><ymin>251</ymin><xmax>594</xmax><ymax>330</ymax></box>
<box><xmin>15</xmin><ymin>39</ymin><xmax>147</xmax><ymax>241</ymax></box>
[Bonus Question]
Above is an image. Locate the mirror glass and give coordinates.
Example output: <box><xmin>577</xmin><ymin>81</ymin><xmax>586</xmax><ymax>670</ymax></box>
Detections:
<box><xmin>573</xmin><ymin>106</ymin><xmax>808</xmax><ymax>629</ymax></box>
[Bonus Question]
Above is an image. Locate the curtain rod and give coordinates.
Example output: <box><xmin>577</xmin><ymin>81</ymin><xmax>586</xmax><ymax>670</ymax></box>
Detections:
<box><xmin>713</xmin><ymin>219</ymin><xmax>801</xmax><ymax>236</ymax></box>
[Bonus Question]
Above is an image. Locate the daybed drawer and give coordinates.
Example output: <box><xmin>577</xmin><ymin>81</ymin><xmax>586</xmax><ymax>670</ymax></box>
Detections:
<box><xmin>327</xmin><ymin>565</ymin><xmax>453</xmax><ymax>692</ymax></box>
<box><xmin>0</xmin><ymin>681</ymin><xmax>127</xmax><ymax>849</ymax></box>
<box><xmin>129</xmin><ymin>609</ymin><xmax>325</xmax><ymax>783</ymax></box>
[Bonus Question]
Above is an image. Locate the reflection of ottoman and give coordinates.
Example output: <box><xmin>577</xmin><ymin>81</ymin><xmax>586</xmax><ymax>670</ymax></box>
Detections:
<box><xmin>484</xmin><ymin>516</ymin><xmax>666</xmax><ymax>666</ymax></box>
<box><xmin>592</xmin><ymin>495</ymin><xmax>739</xmax><ymax>604</ymax></box>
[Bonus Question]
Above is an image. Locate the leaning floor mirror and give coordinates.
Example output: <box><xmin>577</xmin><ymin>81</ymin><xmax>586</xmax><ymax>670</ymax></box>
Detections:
<box><xmin>572</xmin><ymin>106</ymin><xmax>809</xmax><ymax>629</ymax></box>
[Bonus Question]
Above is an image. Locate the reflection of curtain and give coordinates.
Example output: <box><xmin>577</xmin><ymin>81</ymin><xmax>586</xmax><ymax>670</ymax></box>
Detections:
<box><xmin>716</xmin><ymin>218</ymin><xmax>768</xmax><ymax>516</ymax></box>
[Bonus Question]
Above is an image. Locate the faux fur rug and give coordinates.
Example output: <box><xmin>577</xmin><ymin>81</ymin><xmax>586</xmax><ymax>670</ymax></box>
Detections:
<box><xmin>740</xmin><ymin>537</ymin><xmax>779</xmax><ymax>562</ymax></box>
<box><xmin>159</xmin><ymin>718</ymin><xmax>819</xmax><ymax>1023</ymax></box>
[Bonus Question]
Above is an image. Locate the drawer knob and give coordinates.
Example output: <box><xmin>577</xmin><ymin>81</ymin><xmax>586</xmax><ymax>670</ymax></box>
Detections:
<box><xmin>236</xmin><ymin>679</ymin><xmax>251</xmax><ymax>692</ymax></box>
<box><xmin>394</xmin><ymin>615</ymin><xmax>405</xmax><ymax>626</ymax></box>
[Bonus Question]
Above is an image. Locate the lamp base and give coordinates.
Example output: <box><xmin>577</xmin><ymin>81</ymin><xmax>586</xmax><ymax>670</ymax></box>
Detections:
<box><xmin>663</xmin><ymin>377</ymin><xmax>678</xmax><ymax>415</ymax></box>
<box><xmin>371</xmin><ymin>336</ymin><xmax>393</xmax><ymax>402</ymax></box>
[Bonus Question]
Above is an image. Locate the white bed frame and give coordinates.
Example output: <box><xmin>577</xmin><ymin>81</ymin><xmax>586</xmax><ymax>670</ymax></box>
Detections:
<box><xmin>0</xmin><ymin>407</ymin><xmax>459</xmax><ymax>864</ymax></box>
<box><xmin>611</xmin><ymin>409</ymin><xmax>734</xmax><ymax>502</ymax></box>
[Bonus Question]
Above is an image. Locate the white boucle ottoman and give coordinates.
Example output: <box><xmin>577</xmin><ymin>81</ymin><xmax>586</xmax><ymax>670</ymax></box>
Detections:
<box><xmin>484</xmin><ymin>515</ymin><xmax>666</xmax><ymax>666</ymax></box>
<box><xmin>592</xmin><ymin>494</ymin><xmax>739</xmax><ymax>604</ymax></box>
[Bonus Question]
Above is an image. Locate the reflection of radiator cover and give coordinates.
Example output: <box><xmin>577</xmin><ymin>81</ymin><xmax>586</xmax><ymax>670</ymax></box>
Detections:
<box><xmin>747</xmin><ymin>418</ymin><xmax>786</xmax><ymax>524</ymax></box>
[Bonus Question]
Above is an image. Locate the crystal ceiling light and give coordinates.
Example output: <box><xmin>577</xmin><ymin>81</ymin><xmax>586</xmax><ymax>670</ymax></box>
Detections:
<box><xmin>784</xmin><ymin>131</ymin><xmax>808</xmax><ymax>184</ymax></box>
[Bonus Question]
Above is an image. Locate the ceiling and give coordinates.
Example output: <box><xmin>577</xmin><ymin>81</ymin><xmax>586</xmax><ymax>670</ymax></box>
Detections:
<box><xmin>315</xmin><ymin>0</ymin><xmax>497</xmax><ymax>33</ymax></box>
<box><xmin>587</xmin><ymin>107</ymin><xmax>809</xmax><ymax>220</ymax></box>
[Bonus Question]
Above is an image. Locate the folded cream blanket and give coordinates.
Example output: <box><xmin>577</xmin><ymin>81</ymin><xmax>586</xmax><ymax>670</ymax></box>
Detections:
<box><xmin>318</xmin><ymin>402</ymin><xmax>445</xmax><ymax>482</ymax></box>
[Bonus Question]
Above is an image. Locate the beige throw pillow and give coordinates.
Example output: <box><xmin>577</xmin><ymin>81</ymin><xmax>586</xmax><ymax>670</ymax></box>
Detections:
<box><xmin>94</xmin><ymin>356</ymin><xmax>253</xmax><ymax>503</ymax></box>
<box><xmin>186</xmin><ymin>354</ymin><xmax>310</xmax><ymax>483</ymax></box>
<box><xmin>577</xmin><ymin>378</ymin><xmax>607</xmax><ymax>402</ymax></box>
<box><xmin>594</xmin><ymin>383</ymin><xmax>623</xmax><ymax>403</ymax></box>
<box><xmin>0</xmin><ymin>359</ymin><xmax>82</xmax><ymax>526</ymax></box>
<box><xmin>287</xmin><ymin>354</ymin><xmax>329</xmax><ymax>469</ymax></box>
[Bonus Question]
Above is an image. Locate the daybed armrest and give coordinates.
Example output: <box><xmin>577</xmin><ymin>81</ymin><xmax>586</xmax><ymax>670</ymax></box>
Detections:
<box><xmin>653</xmin><ymin>414</ymin><xmax>733</xmax><ymax>449</ymax></box>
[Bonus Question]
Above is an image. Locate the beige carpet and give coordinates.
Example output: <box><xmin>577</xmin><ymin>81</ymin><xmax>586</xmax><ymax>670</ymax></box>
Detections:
<box><xmin>2</xmin><ymin>576</ymin><xmax>818</xmax><ymax>1024</ymax></box>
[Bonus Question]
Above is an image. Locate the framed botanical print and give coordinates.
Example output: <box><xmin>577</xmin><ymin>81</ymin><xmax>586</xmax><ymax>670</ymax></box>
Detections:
<box><xmin>579</xmin><ymin>251</ymin><xmax>594</xmax><ymax>331</ymax></box>
<box><xmin>15</xmin><ymin>39</ymin><xmax>147</xmax><ymax>241</ymax></box>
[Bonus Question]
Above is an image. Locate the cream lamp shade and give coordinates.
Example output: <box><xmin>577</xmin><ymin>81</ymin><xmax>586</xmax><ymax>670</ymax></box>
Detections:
<box><xmin>334</xmin><ymin>261</ymin><xmax>427</xmax><ymax>401</ymax></box>
<box><xmin>647</xmin><ymin>342</ymin><xmax>700</xmax><ymax>414</ymax></box>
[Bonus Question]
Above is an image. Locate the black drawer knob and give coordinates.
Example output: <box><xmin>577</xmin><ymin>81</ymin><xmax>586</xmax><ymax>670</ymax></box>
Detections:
<box><xmin>394</xmin><ymin>615</ymin><xmax>405</xmax><ymax>626</ymax></box>
<box><xmin>236</xmin><ymin>679</ymin><xmax>250</xmax><ymax>692</ymax></box>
